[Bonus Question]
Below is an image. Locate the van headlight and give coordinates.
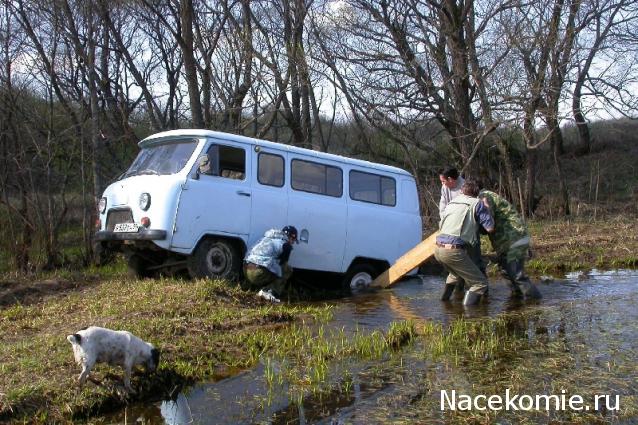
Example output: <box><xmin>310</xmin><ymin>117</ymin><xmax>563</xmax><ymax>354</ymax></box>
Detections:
<box><xmin>98</xmin><ymin>197</ymin><xmax>107</xmax><ymax>213</ymax></box>
<box><xmin>139</xmin><ymin>193</ymin><xmax>151</xmax><ymax>211</ymax></box>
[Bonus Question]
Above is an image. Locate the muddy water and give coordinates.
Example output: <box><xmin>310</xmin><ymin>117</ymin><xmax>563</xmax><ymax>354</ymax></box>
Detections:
<box><xmin>106</xmin><ymin>270</ymin><xmax>638</xmax><ymax>424</ymax></box>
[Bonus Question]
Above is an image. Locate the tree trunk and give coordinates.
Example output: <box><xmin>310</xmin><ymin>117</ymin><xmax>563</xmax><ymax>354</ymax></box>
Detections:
<box><xmin>202</xmin><ymin>60</ymin><xmax>212</xmax><ymax>128</ymax></box>
<box><xmin>544</xmin><ymin>112</ymin><xmax>570</xmax><ymax>215</ymax></box>
<box><xmin>278</xmin><ymin>0</ymin><xmax>305</xmax><ymax>146</ymax></box>
<box><xmin>443</xmin><ymin>0</ymin><xmax>476</xmax><ymax>174</ymax></box>
<box><xmin>494</xmin><ymin>137</ymin><xmax>517</xmax><ymax>201</ymax></box>
<box><xmin>16</xmin><ymin>189</ymin><xmax>31</xmax><ymax>272</ymax></box>
<box><xmin>550</xmin><ymin>127</ymin><xmax>570</xmax><ymax>215</ymax></box>
<box><xmin>572</xmin><ymin>82</ymin><xmax>592</xmax><ymax>154</ymax></box>
<box><xmin>524</xmin><ymin>147</ymin><xmax>537</xmax><ymax>217</ymax></box>
<box><xmin>180</xmin><ymin>0</ymin><xmax>204</xmax><ymax>128</ymax></box>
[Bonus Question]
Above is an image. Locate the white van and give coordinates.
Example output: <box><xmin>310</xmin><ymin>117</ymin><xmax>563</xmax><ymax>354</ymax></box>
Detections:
<box><xmin>95</xmin><ymin>129</ymin><xmax>422</xmax><ymax>289</ymax></box>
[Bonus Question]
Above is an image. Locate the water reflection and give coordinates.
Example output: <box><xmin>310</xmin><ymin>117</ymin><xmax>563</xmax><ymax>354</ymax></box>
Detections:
<box><xmin>160</xmin><ymin>393</ymin><xmax>193</xmax><ymax>425</ymax></box>
<box><xmin>327</xmin><ymin>275</ymin><xmax>561</xmax><ymax>329</ymax></box>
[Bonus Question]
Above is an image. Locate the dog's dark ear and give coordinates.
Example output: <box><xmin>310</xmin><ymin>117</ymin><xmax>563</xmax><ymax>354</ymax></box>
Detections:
<box><xmin>151</xmin><ymin>348</ymin><xmax>160</xmax><ymax>367</ymax></box>
<box><xmin>67</xmin><ymin>333</ymin><xmax>82</xmax><ymax>344</ymax></box>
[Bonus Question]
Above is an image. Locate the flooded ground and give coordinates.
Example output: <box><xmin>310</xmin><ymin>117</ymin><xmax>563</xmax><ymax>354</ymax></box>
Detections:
<box><xmin>105</xmin><ymin>270</ymin><xmax>638</xmax><ymax>424</ymax></box>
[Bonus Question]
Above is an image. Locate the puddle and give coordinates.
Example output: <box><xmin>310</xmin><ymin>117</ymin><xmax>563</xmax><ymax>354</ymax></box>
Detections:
<box><xmin>104</xmin><ymin>270</ymin><xmax>638</xmax><ymax>424</ymax></box>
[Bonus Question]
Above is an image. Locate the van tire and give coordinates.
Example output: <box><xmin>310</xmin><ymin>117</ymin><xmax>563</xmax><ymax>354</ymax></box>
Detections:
<box><xmin>127</xmin><ymin>254</ymin><xmax>156</xmax><ymax>279</ymax></box>
<box><xmin>93</xmin><ymin>242</ymin><xmax>115</xmax><ymax>266</ymax></box>
<box><xmin>188</xmin><ymin>238</ymin><xmax>241</xmax><ymax>281</ymax></box>
<box><xmin>342</xmin><ymin>263</ymin><xmax>379</xmax><ymax>293</ymax></box>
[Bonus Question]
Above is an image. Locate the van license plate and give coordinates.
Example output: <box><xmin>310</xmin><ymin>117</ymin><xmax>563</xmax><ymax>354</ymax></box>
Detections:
<box><xmin>114</xmin><ymin>223</ymin><xmax>139</xmax><ymax>233</ymax></box>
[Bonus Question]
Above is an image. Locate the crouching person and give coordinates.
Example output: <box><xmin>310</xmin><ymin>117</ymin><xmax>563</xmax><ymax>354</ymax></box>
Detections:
<box><xmin>435</xmin><ymin>179</ymin><xmax>495</xmax><ymax>306</ymax></box>
<box><xmin>479</xmin><ymin>189</ymin><xmax>542</xmax><ymax>299</ymax></box>
<box><xmin>243</xmin><ymin>226</ymin><xmax>298</xmax><ymax>302</ymax></box>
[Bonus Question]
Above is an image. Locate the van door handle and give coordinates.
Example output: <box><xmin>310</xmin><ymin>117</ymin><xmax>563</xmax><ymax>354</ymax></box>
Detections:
<box><xmin>236</xmin><ymin>190</ymin><xmax>251</xmax><ymax>197</ymax></box>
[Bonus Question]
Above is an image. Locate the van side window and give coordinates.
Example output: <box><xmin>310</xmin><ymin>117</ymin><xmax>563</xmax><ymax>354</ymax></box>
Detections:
<box><xmin>203</xmin><ymin>144</ymin><xmax>245</xmax><ymax>180</ymax></box>
<box><xmin>349</xmin><ymin>170</ymin><xmax>396</xmax><ymax>206</ymax></box>
<box><xmin>258</xmin><ymin>153</ymin><xmax>284</xmax><ymax>187</ymax></box>
<box><xmin>291</xmin><ymin>159</ymin><xmax>342</xmax><ymax>197</ymax></box>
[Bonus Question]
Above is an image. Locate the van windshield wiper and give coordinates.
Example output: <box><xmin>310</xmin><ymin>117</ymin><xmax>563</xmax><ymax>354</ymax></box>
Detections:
<box><xmin>136</xmin><ymin>169</ymin><xmax>160</xmax><ymax>176</ymax></box>
<box><xmin>113</xmin><ymin>171</ymin><xmax>127</xmax><ymax>182</ymax></box>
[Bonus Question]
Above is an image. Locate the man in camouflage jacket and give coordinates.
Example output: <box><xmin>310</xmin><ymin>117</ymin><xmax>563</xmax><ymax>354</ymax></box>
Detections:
<box><xmin>479</xmin><ymin>190</ymin><xmax>542</xmax><ymax>299</ymax></box>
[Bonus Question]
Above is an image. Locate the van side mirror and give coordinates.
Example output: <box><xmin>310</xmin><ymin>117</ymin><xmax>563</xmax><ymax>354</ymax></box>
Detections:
<box><xmin>196</xmin><ymin>154</ymin><xmax>212</xmax><ymax>179</ymax></box>
<box><xmin>299</xmin><ymin>229</ymin><xmax>309</xmax><ymax>244</ymax></box>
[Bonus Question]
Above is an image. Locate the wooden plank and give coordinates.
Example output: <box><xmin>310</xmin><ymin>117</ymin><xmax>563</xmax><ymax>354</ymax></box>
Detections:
<box><xmin>372</xmin><ymin>232</ymin><xmax>439</xmax><ymax>288</ymax></box>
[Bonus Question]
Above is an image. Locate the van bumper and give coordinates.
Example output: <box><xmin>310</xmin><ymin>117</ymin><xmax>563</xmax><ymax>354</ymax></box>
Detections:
<box><xmin>95</xmin><ymin>229</ymin><xmax>167</xmax><ymax>241</ymax></box>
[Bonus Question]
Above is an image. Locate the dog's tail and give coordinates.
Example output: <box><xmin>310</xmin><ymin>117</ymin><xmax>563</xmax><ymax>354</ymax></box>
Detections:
<box><xmin>67</xmin><ymin>333</ymin><xmax>82</xmax><ymax>345</ymax></box>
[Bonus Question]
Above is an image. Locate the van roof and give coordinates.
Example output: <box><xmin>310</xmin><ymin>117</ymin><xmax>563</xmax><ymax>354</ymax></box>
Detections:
<box><xmin>141</xmin><ymin>129</ymin><xmax>414</xmax><ymax>178</ymax></box>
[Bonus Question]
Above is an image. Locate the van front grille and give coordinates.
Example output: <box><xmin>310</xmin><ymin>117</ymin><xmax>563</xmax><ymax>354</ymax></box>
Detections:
<box><xmin>106</xmin><ymin>209</ymin><xmax>134</xmax><ymax>231</ymax></box>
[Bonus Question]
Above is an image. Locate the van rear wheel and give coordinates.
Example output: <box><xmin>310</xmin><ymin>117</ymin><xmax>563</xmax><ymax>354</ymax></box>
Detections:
<box><xmin>342</xmin><ymin>264</ymin><xmax>379</xmax><ymax>293</ymax></box>
<box><xmin>188</xmin><ymin>238</ymin><xmax>241</xmax><ymax>281</ymax></box>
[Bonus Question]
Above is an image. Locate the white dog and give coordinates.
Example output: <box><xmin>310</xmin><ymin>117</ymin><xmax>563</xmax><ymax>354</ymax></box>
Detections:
<box><xmin>67</xmin><ymin>326</ymin><xmax>160</xmax><ymax>392</ymax></box>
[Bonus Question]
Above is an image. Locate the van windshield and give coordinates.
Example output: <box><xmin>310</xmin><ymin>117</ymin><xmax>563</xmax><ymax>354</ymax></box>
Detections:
<box><xmin>123</xmin><ymin>139</ymin><xmax>198</xmax><ymax>178</ymax></box>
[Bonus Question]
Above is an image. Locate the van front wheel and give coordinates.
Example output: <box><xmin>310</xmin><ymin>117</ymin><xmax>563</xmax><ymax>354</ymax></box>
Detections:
<box><xmin>127</xmin><ymin>254</ymin><xmax>156</xmax><ymax>279</ymax></box>
<box><xmin>188</xmin><ymin>238</ymin><xmax>241</xmax><ymax>281</ymax></box>
<box><xmin>342</xmin><ymin>264</ymin><xmax>379</xmax><ymax>293</ymax></box>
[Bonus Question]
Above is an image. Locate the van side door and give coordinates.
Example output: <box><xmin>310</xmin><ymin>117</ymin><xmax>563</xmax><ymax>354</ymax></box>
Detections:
<box><xmin>344</xmin><ymin>170</ymin><xmax>399</xmax><ymax>268</ymax></box>
<box><xmin>171</xmin><ymin>138</ymin><xmax>252</xmax><ymax>250</ymax></box>
<box><xmin>247</xmin><ymin>148</ymin><xmax>289</xmax><ymax>249</ymax></box>
<box><xmin>286</xmin><ymin>156</ymin><xmax>347</xmax><ymax>273</ymax></box>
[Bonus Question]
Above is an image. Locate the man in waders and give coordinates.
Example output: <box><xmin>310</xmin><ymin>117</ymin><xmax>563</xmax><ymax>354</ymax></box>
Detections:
<box><xmin>479</xmin><ymin>189</ymin><xmax>542</xmax><ymax>299</ymax></box>
<box><xmin>435</xmin><ymin>179</ymin><xmax>495</xmax><ymax>306</ymax></box>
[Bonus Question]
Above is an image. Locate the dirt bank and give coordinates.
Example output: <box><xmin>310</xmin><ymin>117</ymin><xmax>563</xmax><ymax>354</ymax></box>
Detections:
<box><xmin>527</xmin><ymin>214</ymin><xmax>638</xmax><ymax>274</ymax></box>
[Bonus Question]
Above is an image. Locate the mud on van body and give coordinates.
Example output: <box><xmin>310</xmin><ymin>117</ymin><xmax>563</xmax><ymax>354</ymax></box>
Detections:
<box><xmin>95</xmin><ymin>130</ymin><xmax>422</xmax><ymax>290</ymax></box>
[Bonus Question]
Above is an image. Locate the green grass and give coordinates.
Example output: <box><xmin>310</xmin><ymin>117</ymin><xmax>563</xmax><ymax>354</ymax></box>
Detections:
<box><xmin>0</xmin><ymin>276</ymin><xmax>333</xmax><ymax>423</ymax></box>
<box><xmin>254</xmin><ymin>320</ymin><xmax>417</xmax><ymax>405</ymax></box>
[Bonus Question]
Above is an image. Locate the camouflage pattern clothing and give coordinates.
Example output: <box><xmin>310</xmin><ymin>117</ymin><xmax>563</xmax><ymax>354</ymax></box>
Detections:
<box><xmin>479</xmin><ymin>190</ymin><xmax>542</xmax><ymax>299</ymax></box>
<box><xmin>243</xmin><ymin>263</ymin><xmax>294</xmax><ymax>297</ymax></box>
<box><xmin>479</xmin><ymin>190</ymin><xmax>529</xmax><ymax>263</ymax></box>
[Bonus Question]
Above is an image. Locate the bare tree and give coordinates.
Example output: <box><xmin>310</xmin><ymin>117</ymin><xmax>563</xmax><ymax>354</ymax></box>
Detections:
<box><xmin>572</xmin><ymin>0</ymin><xmax>638</xmax><ymax>153</ymax></box>
<box><xmin>207</xmin><ymin>0</ymin><xmax>253</xmax><ymax>131</ymax></box>
<box><xmin>502</xmin><ymin>0</ymin><xmax>577</xmax><ymax>215</ymax></box>
<box><xmin>0</xmin><ymin>0</ymin><xmax>32</xmax><ymax>270</ymax></box>
<box><xmin>248</xmin><ymin>0</ymin><xmax>327</xmax><ymax>148</ymax></box>
<box><xmin>318</xmin><ymin>0</ymin><xmax>514</xmax><ymax>175</ymax></box>
<box><xmin>100</xmin><ymin>0</ymin><xmax>168</xmax><ymax>131</ymax></box>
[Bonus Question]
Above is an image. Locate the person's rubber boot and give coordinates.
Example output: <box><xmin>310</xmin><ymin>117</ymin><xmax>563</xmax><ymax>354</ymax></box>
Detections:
<box><xmin>509</xmin><ymin>282</ymin><xmax>524</xmax><ymax>298</ymax></box>
<box><xmin>440</xmin><ymin>284</ymin><xmax>456</xmax><ymax>301</ymax></box>
<box><xmin>506</xmin><ymin>260</ymin><xmax>542</xmax><ymax>300</ymax></box>
<box><xmin>453</xmin><ymin>280</ymin><xmax>465</xmax><ymax>299</ymax></box>
<box><xmin>520</xmin><ymin>279</ymin><xmax>542</xmax><ymax>299</ymax></box>
<box><xmin>463</xmin><ymin>290</ymin><xmax>482</xmax><ymax>306</ymax></box>
<box><xmin>503</xmin><ymin>261</ymin><xmax>525</xmax><ymax>298</ymax></box>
